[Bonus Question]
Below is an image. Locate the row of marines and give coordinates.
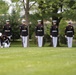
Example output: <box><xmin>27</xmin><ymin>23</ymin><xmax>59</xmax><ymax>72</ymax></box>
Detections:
<box><xmin>0</xmin><ymin>19</ymin><xmax>74</xmax><ymax>48</ymax></box>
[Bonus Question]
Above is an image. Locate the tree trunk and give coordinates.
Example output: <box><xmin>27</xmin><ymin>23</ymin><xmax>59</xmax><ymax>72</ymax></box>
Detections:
<box><xmin>26</xmin><ymin>0</ymin><xmax>29</xmax><ymax>47</ymax></box>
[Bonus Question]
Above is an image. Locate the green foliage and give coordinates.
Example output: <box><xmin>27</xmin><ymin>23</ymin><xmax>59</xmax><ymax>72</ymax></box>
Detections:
<box><xmin>59</xmin><ymin>19</ymin><xmax>67</xmax><ymax>36</ymax></box>
<box><xmin>11</xmin><ymin>0</ymin><xmax>19</xmax><ymax>2</ymax></box>
<box><xmin>9</xmin><ymin>10</ymin><xmax>21</xmax><ymax>41</ymax></box>
<box><xmin>37</xmin><ymin>0</ymin><xmax>76</xmax><ymax>21</ymax></box>
<box><xmin>59</xmin><ymin>19</ymin><xmax>67</xmax><ymax>44</ymax></box>
<box><xmin>73</xmin><ymin>23</ymin><xmax>76</xmax><ymax>39</ymax></box>
<box><xmin>63</xmin><ymin>9</ymin><xmax>76</xmax><ymax>21</ymax></box>
<box><xmin>0</xmin><ymin>0</ymin><xmax>8</xmax><ymax>14</ymax></box>
<box><xmin>44</xmin><ymin>23</ymin><xmax>51</xmax><ymax>42</ymax></box>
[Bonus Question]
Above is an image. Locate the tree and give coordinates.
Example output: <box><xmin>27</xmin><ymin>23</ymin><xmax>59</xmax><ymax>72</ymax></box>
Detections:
<box><xmin>38</xmin><ymin>0</ymin><xmax>76</xmax><ymax>46</ymax></box>
<box><xmin>2</xmin><ymin>0</ymin><xmax>76</xmax><ymax>29</ymax></box>
<box><xmin>0</xmin><ymin>0</ymin><xmax>9</xmax><ymax>14</ymax></box>
<box><xmin>38</xmin><ymin>0</ymin><xmax>76</xmax><ymax>24</ymax></box>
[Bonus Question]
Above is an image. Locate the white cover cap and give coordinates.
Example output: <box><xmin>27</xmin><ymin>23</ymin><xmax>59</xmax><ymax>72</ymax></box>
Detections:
<box><xmin>37</xmin><ymin>20</ymin><xmax>41</xmax><ymax>22</ymax></box>
<box><xmin>6</xmin><ymin>20</ymin><xmax>10</xmax><ymax>22</ymax></box>
<box><xmin>68</xmin><ymin>21</ymin><xmax>72</xmax><ymax>24</ymax></box>
<box><xmin>22</xmin><ymin>19</ymin><xmax>26</xmax><ymax>23</ymax></box>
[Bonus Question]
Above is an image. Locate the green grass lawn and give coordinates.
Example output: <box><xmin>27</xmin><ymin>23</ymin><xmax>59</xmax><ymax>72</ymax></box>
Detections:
<box><xmin>0</xmin><ymin>42</ymin><xmax>76</xmax><ymax>75</ymax></box>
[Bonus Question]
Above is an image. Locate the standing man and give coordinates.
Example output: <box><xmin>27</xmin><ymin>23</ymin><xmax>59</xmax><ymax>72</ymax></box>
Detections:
<box><xmin>65</xmin><ymin>22</ymin><xmax>74</xmax><ymax>48</ymax></box>
<box><xmin>3</xmin><ymin>20</ymin><xmax>12</xmax><ymax>46</ymax></box>
<box><xmin>35</xmin><ymin>20</ymin><xmax>44</xmax><ymax>47</ymax></box>
<box><xmin>20</xmin><ymin>19</ymin><xmax>28</xmax><ymax>48</ymax></box>
<box><xmin>50</xmin><ymin>20</ymin><xmax>59</xmax><ymax>47</ymax></box>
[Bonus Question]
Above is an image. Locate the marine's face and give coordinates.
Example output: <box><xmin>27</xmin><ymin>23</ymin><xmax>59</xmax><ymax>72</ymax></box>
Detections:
<box><xmin>68</xmin><ymin>23</ymin><xmax>71</xmax><ymax>26</ymax></box>
<box><xmin>6</xmin><ymin>22</ymin><xmax>10</xmax><ymax>24</ymax></box>
<box><xmin>38</xmin><ymin>21</ymin><xmax>41</xmax><ymax>25</ymax></box>
<box><xmin>53</xmin><ymin>22</ymin><xmax>56</xmax><ymax>25</ymax></box>
<box><xmin>22</xmin><ymin>22</ymin><xmax>26</xmax><ymax>25</ymax></box>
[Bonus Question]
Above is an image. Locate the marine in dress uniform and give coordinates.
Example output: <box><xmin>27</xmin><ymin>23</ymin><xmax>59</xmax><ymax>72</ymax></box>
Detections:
<box><xmin>3</xmin><ymin>20</ymin><xmax>12</xmax><ymax>46</ymax></box>
<box><xmin>0</xmin><ymin>33</ymin><xmax>10</xmax><ymax>48</ymax></box>
<box><xmin>20</xmin><ymin>19</ymin><xmax>28</xmax><ymax>48</ymax></box>
<box><xmin>65</xmin><ymin>22</ymin><xmax>74</xmax><ymax>48</ymax></box>
<box><xmin>35</xmin><ymin>20</ymin><xmax>44</xmax><ymax>47</ymax></box>
<box><xmin>50</xmin><ymin>20</ymin><xmax>59</xmax><ymax>47</ymax></box>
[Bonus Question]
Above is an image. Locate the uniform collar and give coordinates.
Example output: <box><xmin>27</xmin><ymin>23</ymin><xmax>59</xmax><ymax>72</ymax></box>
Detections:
<box><xmin>37</xmin><ymin>24</ymin><xmax>43</xmax><ymax>26</ymax></box>
<box><xmin>22</xmin><ymin>24</ymin><xmax>27</xmax><ymax>26</ymax></box>
<box><xmin>6</xmin><ymin>24</ymin><xmax>10</xmax><ymax>25</ymax></box>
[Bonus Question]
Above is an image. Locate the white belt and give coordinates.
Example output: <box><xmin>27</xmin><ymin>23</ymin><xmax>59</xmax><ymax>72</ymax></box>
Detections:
<box><xmin>67</xmin><ymin>31</ymin><xmax>73</xmax><ymax>33</ymax></box>
<box><xmin>37</xmin><ymin>30</ymin><xmax>42</xmax><ymax>31</ymax></box>
<box><xmin>22</xmin><ymin>30</ymin><xmax>26</xmax><ymax>32</ymax></box>
<box><xmin>5</xmin><ymin>30</ymin><xmax>10</xmax><ymax>32</ymax></box>
<box><xmin>52</xmin><ymin>30</ymin><xmax>57</xmax><ymax>32</ymax></box>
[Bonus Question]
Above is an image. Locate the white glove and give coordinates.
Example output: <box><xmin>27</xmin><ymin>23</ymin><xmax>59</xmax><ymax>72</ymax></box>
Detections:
<box><xmin>20</xmin><ymin>35</ymin><xmax>22</xmax><ymax>38</ymax></box>
<box><xmin>73</xmin><ymin>35</ymin><xmax>74</xmax><ymax>37</ymax></box>
<box><xmin>35</xmin><ymin>36</ymin><xmax>38</xmax><ymax>38</ymax></box>
<box><xmin>10</xmin><ymin>35</ymin><xmax>12</xmax><ymax>37</ymax></box>
<box><xmin>65</xmin><ymin>35</ymin><xmax>67</xmax><ymax>38</ymax></box>
<box><xmin>58</xmin><ymin>35</ymin><xmax>59</xmax><ymax>37</ymax></box>
<box><xmin>42</xmin><ymin>36</ymin><xmax>44</xmax><ymax>37</ymax></box>
<box><xmin>50</xmin><ymin>35</ymin><xmax>52</xmax><ymax>38</ymax></box>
